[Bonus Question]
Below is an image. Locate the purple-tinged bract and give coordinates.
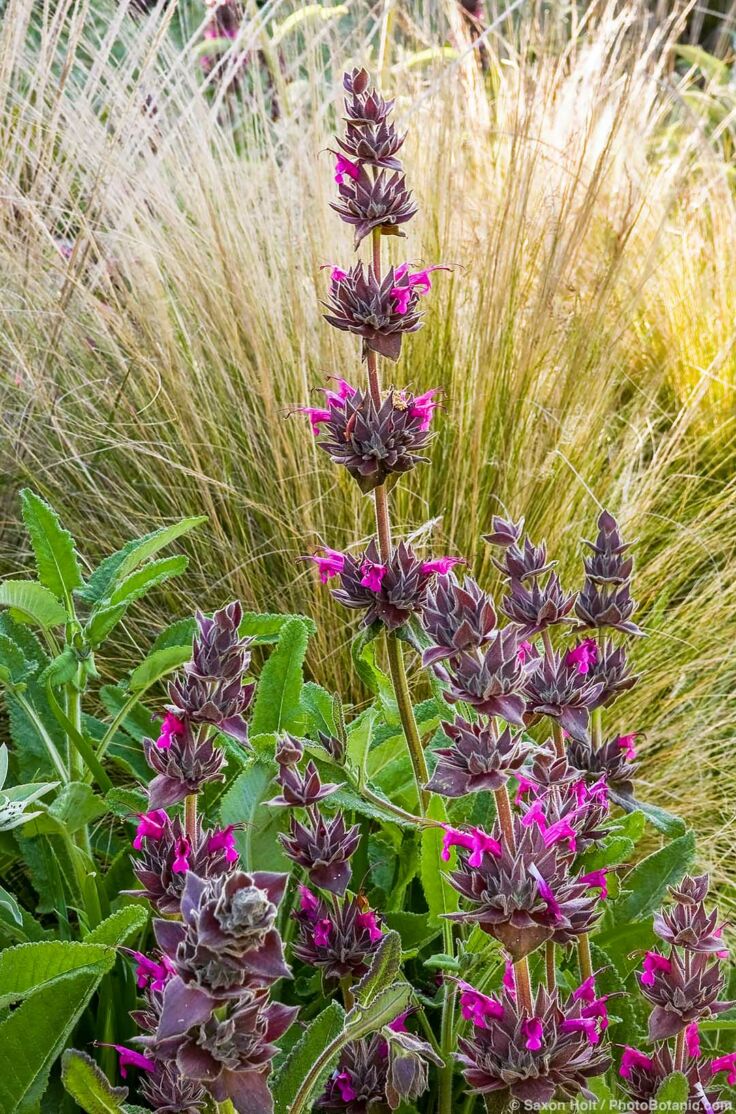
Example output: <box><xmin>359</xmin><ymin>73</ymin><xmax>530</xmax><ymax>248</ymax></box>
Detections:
<box><xmin>425</xmin><ymin>719</ymin><xmax>529</xmax><ymax>796</ymax></box>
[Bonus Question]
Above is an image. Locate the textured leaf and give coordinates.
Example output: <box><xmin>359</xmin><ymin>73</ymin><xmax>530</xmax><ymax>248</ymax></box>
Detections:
<box><xmin>220</xmin><ymin>760</ymin><xmax>289</xmax><ymax>872</ymax></box>
<box><xmin>43</xmin><ymin>782</ymin><xmax>107</xmax><ymax>834</ymax></box>
<box><xmin>383</xmin><ymin>911</ymin><xmax>441</xmax><ymax>954</ymax></box>
<box><xmin>20</xmin><ymin>490</ymin><xmax>83</xmax><ymax>604</ymax></box>
<box><xmin>613</xmin><ymin>830</ymin><xmax>695</xmax><ymax>923</ymax></box>
<box><xmin>354</xmin><ymin>931</ymin><xmax>402</xmax><ymax>1006</ymax></box>
<box><xmin>0</xmin><ymin>939</ymin><xmax>114</xmax><ymax>1010</ymax></box>
<box><xmin>654</xmin><ymin>1071</ymin><xmax>688</xmax><ymax>1107</ymax></box>
<box><xmin>84</xmin><ymin>605</ymin><xmax>129</xmax><ymax>649</ymax></box>
<box><xmin>0</xmin><ymin>885</ymin><xmax>48</xmax><ymax>946</ymax></box>
<box><xmin>345</xmin><ymin>981</ymin><xmax>411</xmax><ymax>1039</ymax></box>
<box><xmin>150</xmin><ymin>618</ymin><xmax>196</xmax><ymax>653</ymax></box>
<box><xmin>272</xmin><ymin>1000</ymin><xmax>345</xmax><ymax>1114</ymax></box>
<box><xmin>77</xmin><ymin>517</ymin><xmax>206</xmax><ymax>604</ymax></box>
<box><xmin>61</xmin><ymin>1050</ymin><xmax>128</xmax><ymax>1113</ymax></box>
<box><xmin>107</xmin><ymin>555</ymin><xmax>188</xmax><ymax>607</ymax></box>
<box><xmin>300</xmin><ymin>682</ymin><xmax>337</xmax><ymax>738</ymax></box>
<box><xmin>327</xmin><ymin>784</ymin><xmax>416</xmax><ymax>829</ymax></box>
<box><xmin>0</xmin><ymin>964</ymin><xmax>113</xmax><ymax>1113</ymax></box>
<box><xmin>420</xmin><ymin>795</ymin><xmax>458</xmax><ymax>923</ymax></box>
<box><xmin>251</xmin><ymin>618</ymin><xmax>308</xmax><ymax>734</ymax></box>
<box><xmin>239</xmin><ymin>610</ymin><xmax>316</xmax><ymax>644</ymax></box>
<box><xmin>85</xmin><ymin>905</ymin><xmax>148</xmax><ymax>947</ymax></box>
<box><xmin>347</xmin><ymin>707</ymin><xmax>375</xmax><ymax>774</ymax></box>
<box><xmin>128</xmin><ymin>645</ymin><xmax>192</xmax><ymax>693</ymax></box>
<box><xmin>0</xmin><ymin>581</ymin><xmax>67</xmax><ymax>630</ymax></box>
<box><xmin>0</xmin><ymin>632</ymin><xmax>35</xmax><ymax>684</ymax></box>
<box><xmin>39</xmin><ymin>647</ymin><xmax>79</xmax><ymax>685</ymax></box>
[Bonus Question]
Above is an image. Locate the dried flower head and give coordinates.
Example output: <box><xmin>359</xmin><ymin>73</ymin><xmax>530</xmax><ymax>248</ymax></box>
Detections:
<box><xmin>323</xmin><ymin>262</ymin><xmax>423</xmax><ymax>361</ymax></box>
<box><xmin>523</xmin><ymin>652</ymin><xmax>603</xmax><ymax>742</ymax></box>
<box><xmin>330</xmin><ymin>539</ymin><xmax>444</xmax><ymax>630</ymax></box>
<box><xmin>502</xmin><ymin>573</ymin><xmax>576</xmax><ymax>636</ymax></box>
<box><xmin>638</xmin><ymin>948</ymin><xmax>731</xmax><ymax>1039</ymax></box>
<box><xmin>293</xmin><ymin>890</ymin><xmax>383</xmax><ymax>980</ymax></box>
<box><xmin>144</xmin><ymin>722</ymin><xmax>226</xmax><ymax>809</ymax></box>
<box><xmin>269</xmin><ymin>759</ymin><xmax>341</xmax><ymax>809</ymax></box>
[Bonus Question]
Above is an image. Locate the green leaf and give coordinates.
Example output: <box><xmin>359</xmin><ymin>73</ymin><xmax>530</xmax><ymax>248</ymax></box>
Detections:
<box><xmin>85</xmin><ymin>905</ymin><xmax>148</xmax><ymax>947</ymax></box>
<box><xmin>150</xmin><ymin>618</ymin><xmax>196</xmax><ymax>653</ymax></box>
<box><xmin>420</xmin><ymin>795</ymin><xmax>458</xmax><ymax>923</ymax></box>
<box><xmin>353</xmin><ymin>931</ymin><xmax>402</xmax><ymax>1006</ymax></box>
<box><xmin>128</xmin><ymin>644</ymin><xmax>192</xmax><ymax>692</ymax></box>
<box><xmin>383</xmin><ymin>911</ymin><xmax>441</xmax><ymax>954</ymax></box>
<box><xmin>220</xmin><ymin>760</ymin><xmax>289</xmax><ymax>872</ymax></box>
<box><xmin>0</xmin><ymin>632</ymin><xmax>35</xmax><ymax>684</ymax></box>
<box><xmin>613</xmin><ymin>830</ymin><xmax>695</xmax><ymax>923</ymax></box>
<box><xmin>0</xmin><ymin>581</ymin><xmax>67</xmax><ymax>630</ymax></box>
<box><xmin>239</xmin><ymin>610</ymin><xmax>317</xmax><ymax>644</ymax></box>
<box><xmin>344</xmin><ymin>981</ymin><xmax>411</xmax><ymax>1040</ymax></box>
<box><xmin>300</xmin><ymin>682</ymin><xmax>337</xmax><ymax>738</ymax></box>
<box><xmin>43</xmin><ymin>782</ymin><xmax>107</xmax><ymax>834</ymax></box>
<box><xmin>328</xmin><ymin>783</ymin><xmax>416</xmax><ymax>829</ymax></box>
<box><xmin>0</xmin><ymin>963</ymin><xmax>114</xmax><ymax>1113</ymax></box>
<box><xmin>347</xmin><ymin>707</ymin><xmax>375</xmax><ymax>775</ymax></box>
<box><xmin>39</xmin><ymin>647</ymin><xmax>79</xmax><ymax>685</ymax></box>
<box><xmin>251</xmin><ymin>618</ymin><xmax>309</xmax><ymax>734</ymax></box>
<box><xmin>84</xmin><ymin>605</ymin><xmax>129</xmax><ymax>649</ymax></box>
<box><xmin>272</xmin><ymin>1000</ymin><xmax>345</xmax><ymax>1114</ymax></box>
<box><xmin>0</xmin><ymin>939</ymin><xmax>114</xmax><ymax>1010</ymax></box>
<box><xmin>20</xmin><ymin>490</ymin><xmax>83</xmax><ymax>605</ymax></box>
<box><xmin>77</xmin><ymin>516</ymin><xmax>206</xmax><ymax>604</ymax></box>
<box><xmin>654</xmin><ymin>1071</ymin><xmax>689</xmax><ymax>1108</ymax></box>
<box><xmin>107</xmin><ymin>555</ymin><xmax>188</xmax><ymax>607</ymax></box>
<box><xmin>576</xmin><ymin>1075</ymin><xmax>616</xmax><ymax>1111</ymax></box>
<box><xmin>61</xmin><ymin>1050</ymin><xmax>128</xmax><ymax>1113</ymax></box>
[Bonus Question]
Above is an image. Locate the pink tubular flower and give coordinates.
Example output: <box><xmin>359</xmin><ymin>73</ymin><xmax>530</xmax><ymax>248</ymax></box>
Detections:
<box><xmin>323</xmin><ymin>377</ymin><xmax>356</xmax><ymax>406</ymax></box>
<box><xmin>409</xmin><ymin>388</ymin><xmax>441</xmax><ymax>432</ymax></box>
<box><xmin>710</xmin><ymin>1052</ymin><xmax>736</xmax><ymax>1084</ymax></box>
<box><xmin>313</xmin><ymin>918</ymin><xmax>333</xmax><ymax>948</ymax></box>
<box><xmin>541</xmin><ymin>817</ymin><xmax>577</xmax><ymax>853</ymax></box>
<box><xmin>514</xmin><ymin>775</ymin><xmax>537</xmax><ymax>804</ymax></box>
<box><xmin>617</xmin><ymin>733</ymin><xmax>638</xmax><ymax>761</ymax></box>
<box><xmin>566</xmin><ymin>639</ymin><xmax>598</xmax><ymax>675</ymax></box>
<box><xmin>529</xmin><ymin>864</ymin><xmax>562</xmax><ymax>922</ymax></box>
<box><xmin>582</xmin><ymin>996</ymin><xmax>609</xmax><ymax>1032</ymax></box>
<box><xmin>640</xmin><ymin>951</ymin><xmax>672</xmax><ymax>987</ymax></box>
<box><xmin>503</xmin><ymin>957</ymin><xmax>516</xmax><ymax>998</ymax></box>
<box><xmin>155</xmin><ymin>711</ymin><xmax>185</xmax><ymax>750</ymax></box>
<box><xmin>713</xmin><ymin>925</ymin><xmax>729</xmax><ymax>960</ymax></box>
<box><xmin>298</xmin><ymin>885</ymin><xmax>320</xmax><ymax>919</ymax></box>
<box><xmin>307</xmin><ymin>548</ymin><xmax>346</xmax><ymax>583</ymax></box>
<box><xmin>685</xmin><ymin>1022</ymin><xmax>701</xmax><ymax>1058</ymax></box>
<box><xmin>561</xmin><ymin>1015</ymin><xmax>601</xmax><ymax>1045</ymax></box>
<box><xmin>392</xmin><ymin>286</ymin><xmax>412</xmax><ymax>314</ymax></box>
<box><xmin>131</xmin><ymin>952</ymin><xmax>176</xmax><ymax>993</ymax></box>
<box><xmin>573</xmin><ymin>976</ymin><xmax>597</xmax><ymax>1004</ymax></box>
<box><xmin>206</xmin><ymin>824</ymin><xmax>239</xmax><ymax>863</ymax></box>
<box><xmin>106</xmin><ymin>1045</ymin><xmax>156</xmax><ymax>1079</ymax></box>
<box><xmin>132</xmin><ymin>808</ymin><xmax>168</xmax><ymax>850</ymax></box>
<box><xmin>420</xmin><ymin>556</ymin><xmax>463</xmax><ymax>576</ymax></box>
<box><xmin>334</xmin><ymin>154</ymin><xmax>361</xmax><ymax>184</ymax></box>
<box><xmin>441</xmin><ymin>825</ymin><xmax>501</xmax><ymax>868</ymax></box>
<box><xmin>457</xmin><ymin>980</ymin><xmax>504</xmax><ymax>1028</ymax></box>
<box><xmin>357</xmin><ymin>909</ymin><xmax>383</xmax><ymax>943</ymax></box>
<box><xmin>390</xmin><ymin>263</ymin><xmax>450</xmax><ymax>314</ymax></box>
<box><xmin>360</xmin><ymin>560</ymin><xmax>387</xmax><ymax>592</ymax></box>
<box><xmin>620</xmin><ymin>1047</ymin><xmax>654</xmax><ymax>1079</ymax></box>
<box><xmin>580</xmin><ymin>869</ymin><xmax>609</xmax><ymax>900</ymax></box>
<box><xmin>335</xmin><ymin>1070</ymin><xmax>358</xmax><ymax>1102</ymax></box>
<box><xmin>521</xmin><ymin>800</ymin><xmax>547</xmax><ymax>831</ymax></box>
<box><xmin>517</xmin><ymin>640</ymin><xmax>534</xmax><ymax>665</ymax></box>
<box><xmin>171</xmin><ymin>836</ymin><xmax>191</xmax><ymax>874</ymax></box>
<box><xmin>329</xmin><ymin>265</ymin><xmax>348</xmax><ymax>283</ymax></box>
<box><xmin>298</xmin><ymin>405</ymin><xmax>332</xmax><ymax>435</ymax></box>
<box><xmin>522</xmin><ymin>1017</ymin><xmax>544</xmax><ymax>1050</ymax></box>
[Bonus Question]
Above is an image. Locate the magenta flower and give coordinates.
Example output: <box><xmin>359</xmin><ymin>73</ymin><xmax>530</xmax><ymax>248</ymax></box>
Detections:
<box><xmin>298</xmin><ymin>405</ymin><xmax>332</xmax><ymax>435</ymax></box>
<box><xmin>323</xmin><ymin>376</ymin><xmax>356</xmax><ymax>405</ymax></box>
<box><xmin>305</xmin><ymin>547</ymin><xmax>346</xmax><ymax>583</ymax></box>
<box><xmin>335</xmin><ymin>1070</ymin><xmax>358</xmax><ymax>1102</ymax></box>
<box><xmin>561</xmin><ymin>1015</ymin><xmax>601</xmax><ymax>1045</ymax></box>
<box><xmin>132</xmin><ymin>809</ymin><xmax>169</xmax><ymax>850</ymax></box>
<box><xmin>131</xmin><ymin>951</ymin><xmax>176</xmax><ymax>992</ymax></box>
<box><xmin>441</xmin><ymin>825</ymin><xmax>502</xmax><ymax>867</ymax></box>
<box><xmin>517</xmin><ymin>639</ymin><xmax>534</xmax><ymax>664</ymax></box>
<box><xmin>356</xmin><ymin>910</ymin><xmax>383</xmax><ymax>942</ymax></box>
<box><xmin>514</xmin><ymin>774</ymin><xmax>537</xmax><ymax>803</ymax></box>
<box><xmin>619</xmin><ymin>1047</ymin><xmax>654</xmax><ymax>1078</ymax></box>
<box><xmin>566</xmin><ymin>639</ymin><xmax>598</xmax><ymax>675</ymax></box>
<box><xmin>421</xmin><ymin>556</ymin><xmax>463</xmax><ymax>576</ymax></box>
<box><xmin>388</xmin><ymin>1011</ymin><xmax>410</xmax><ymax>1033</ymax></box>
<box><xmin>392</xmin><ymin>286</ymin><xmax>412</xmax><ymax>314</ymax></box>
<box><xmin>334</xmin><ymin>154</ymin><xmax>361</xmax><ymax>184</ymax></box>
<box><xmin>106</xmin><ymin>1045</ymin><xmax>156</xmax><ymax>1080</ymax></box>
<box><xmin>580</xmin><ymin>869</ymin><xmax>609</xmax><ymax>900</ymax></box>
<box><xmin>155</xmin><ymin>711</ymin><xmax>185</xmax><ymax>750</ymax></box>
<box><xmin>711</xmin><ymin>1052</ymin><xmax>736</xmax><ymax>1084</ymax></box>
<box><xmin>206</xmin><ymin>825</ymin><xmax>239</xmax><ymax>864</ymax></box>
<box><xmin>409</xmin><ymin>388</ymin><xmax>441</xmax><ymax>431</ymax></box>
<box><xmin>389</xmin><ymin>263</ymin><xmax>450</xmax><ymax>315</ymax></box>
<box><xmin>617</xmin><ymin>732</ymin><xmax>638</xmax><ymax>761</ymax></box>
<box><xmin>503</xmin><ymin>957</ymin><xmax>516</xmax><ymax>998</ymax></box>
<box><xmin>529</xmin><ymin>864</ymin><xmax>562</xmax><ymax>922</ymax></box>
<box><xmin>640</xmin><ymin>951</ymin><xmax>672</xmax><ymax>987</ymax></box>
<box><xmin>321</xmin><ymin>263</ymin><xmax>349</xmax><ymax>284</ymax></box>
<box><xmin>298</xmin><ymin>885</ymin><xmax>320</xmax><ymax>919</ymax></box>
<box><xmin>171</xmin><ymin>835</ymin><xmax>191</xmax><ymax>874</ymax></box>
<box><xmin>522</xmin><ymin>1017</ymin><xmax>544</xmax><ymax>1050</ymax></box>
<box><xmin>572</xmin><ymin>976</ymin><xmax>596</xmax><ymax>1004</ymax></box>
<box><xmin>685</xmin><ymin>1022</ymin><xmax>701</xmax><ymax>1058</ymax></box>
<box><xmin>313</xmin><ymin>918</ymin><xmax>333</xmax><ymax>948</ymax></box>
<box><xmin>457</xmin><ymin>980</ymin><xmax>504</xmax><ymax>1028</ymax></box>
<box><xmin>360</xmin><ymin>560</ymin><xmax>387</xmax><ymax>592</ymax></box>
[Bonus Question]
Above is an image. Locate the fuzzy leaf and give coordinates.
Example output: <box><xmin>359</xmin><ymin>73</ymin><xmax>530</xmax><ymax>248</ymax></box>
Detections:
<box><xmin>85</xmin><ymin>905</ymin><xmax>149</xmax><ymax>947</ymax></box>
<box><xmin>84</xmin><ymin>605</ymin><xmax>129</xmax><ymax>649</ymax></box>
<box><xmin>39</xmin><ymin>647</ymin><xmax>79</xmax><ymax>685</ymax></box>
<box><xmin>77</xmin><ymin>517</ymin><xmax>206</xmax><ymax>604</ymax></box>
<box><xmin>251</xmin><ymin>618</ymin><xmax>308</xmax><ymax>735</ymax></box>
<box><xmin>383</xmin><ymin>911</ymin><xmax>441</xmax><ymax>954</ymax></box>
<box><xmin>420</xmin><ymin>795</ymin><xmax>458</xmax><ymax>923</ymax></box>
<box><xmin>107</xmin><ymin>555</ymin><xmax>188</xmax><ymax>607</ymax></box>
<box><xmin>613</xmin><ymin>830</ymin><xmax>695</xmax><ymax>923</ymax></box>
<box><xmin>300</xmin><ymin>682</ymin><xmax>337</xmax><ymax>738</ymax></box>
<box><xmin>271</xmin><ymin>1000</ymin><xmax>345</xmax><ymax>1114</ymax></box>
<box><xmin>220</xmin><ymin>759</ymin><xmax>289</xmax><ymax>872</ymax></box>
<box><xmin>20</xmin><ymin>490</ymin><xmax>83</xmax><ymax>604</ymax></box>
<box><xmin>354</xmin><ymin>930</ymin><xmax>402</xmax><ymax>1007</ymax></box>
<box><xmin>128</xmin><ymin>644</ymin><xmax>192</xmax><ymax>693</ymax></box>
<box><xmin>61</xmin><ymin>1050</ymin><xmax>128</xmax><ymax>1113</ymax></box>
<box><xmin>345</xmin><ymin>981</ymin><xmax>411</xmax><ymax>1039</ymax></box>
<box><xmin>0</xmin><ymin>632</ymin><xmax>35</xmax><ymax>684</ymax></box>
<box><xmin>239</xmin><ymin>610</ymin><xmax>317</xmax><ymax>644</ymax></box>
<box><xmin>0</xmin><ymin>962</ymin><xmax>114</xmax><ymax>1113</ymax></box>
<box><xmin>42</xmin><ymin>782</ymin><xmax>107</xmax><ymax>834</ymax></box>
<box><xmin>150</xmin><ymin>618</ymin><xmax>196</xmax><ymax>653</ymax></box>
<box><xmin>654</xmin><ymin>1071</ymin><xmax>689</xmax><ymax>1108</ymax></box>
<box><xmin>0</xmin><ymin>581</ymin><xmax>67</xmax><ymax>631</ymax></box>
<box><xmin>0</xmin><ymin>939</ymin><xmax>114</xmax><ymax>1010</ymax></box>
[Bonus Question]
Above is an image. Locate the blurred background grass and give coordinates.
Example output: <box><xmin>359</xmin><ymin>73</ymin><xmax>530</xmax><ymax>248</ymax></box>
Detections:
<box><xmin>0</xmin><ymin>0</ymin><xmax>735</xmax><ymax>904</ymax></box>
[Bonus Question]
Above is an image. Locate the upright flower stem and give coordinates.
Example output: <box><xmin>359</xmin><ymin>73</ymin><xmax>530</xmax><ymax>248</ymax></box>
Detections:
<box><xmin>545</xmin><ymin>941</ymin><xmax>556</xmax><ymax>990</ymax></box>
<box><xmin>552</xmin><ymin>720</ymin><xmax>565</xmax><ymax>760</ymax></box>
<box><xmin>494</xmin><ymin>781</ymin><xmax>534</xmax><ymax>1012</ymax></box>
<box><xmin>184</xmin><ymin>793</ymin><xmax>198</xmax><ymax>845</ymax></box>
<box><xmin>578</xmin><ymin>932</ymin><xmax>593</xmax><ymax>983</ymax></box>
<box><xmin>366</xmin><ymin>227</ymin><xmax>429</xmax><ymax>815</ymax></box>
<box><xmin>674</xmin><ymin>1027</ymin><xmax>685</xmax><ymax>1071</ymax></box>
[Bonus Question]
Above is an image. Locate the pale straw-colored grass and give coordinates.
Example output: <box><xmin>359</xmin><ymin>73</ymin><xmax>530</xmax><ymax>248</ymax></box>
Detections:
<box><xmin>0</xmin><ymin>0</ymin><xmax>735</xmax><ymax>904</ymax></box>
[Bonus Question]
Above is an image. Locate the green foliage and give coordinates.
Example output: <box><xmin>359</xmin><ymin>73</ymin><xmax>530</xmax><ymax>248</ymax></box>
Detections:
<box><xmin>20</xmin><ymin>490</ymin><xmax>84</xmax><ymax>607</ymax></box>
<box><xmin>61</xmin><ymin>1050</ymin><xmax>128</xmax><ymax>1113</ymax></box>
<box><xmin>250</xmin><ymin>617</ymin><xmax>308</xmax><ymax>734</ymax></box>
<box><xmin>612</xmin><ymin>830</ymin><xmax>696</xmax><ymax>923</ymax></box>
<box><xmin>271</xmin><ymin>1001</ymin><xmax>346</xmax><ymax>1114</ymax></box>
<box><xmin>0</xmin><ymin>580</ymin><xmax>68</xmax><ymax>631</ymax></box>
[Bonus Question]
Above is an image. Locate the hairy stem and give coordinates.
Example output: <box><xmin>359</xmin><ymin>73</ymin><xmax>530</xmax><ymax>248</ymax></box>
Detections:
<box><xmin>545</xmin><ymin>941</ymin><xmax>556</xmax><ymax>991</ymax></box>
<box><xmin>386</xmin><ymin>634</ymin><xmax>429</xmax><ymax>813</ymax></box>
<box><xmin>439</xmin><ymin>973</ymin><xmax>456</xmax><ymax>1114</ymax></box>
<box><xmin>552</xmin><ymin>720</ymin><xmax>565</xmax><ymax>760</ymax></box>
<box><xmin>184</xmin><ymin>793</ymin><xmax>198</xmax><ymax>845</ymax></box>
<box><xmin>592</xmin><ymin>705</ymin><xmax>603</xmax><ymax>750</ymax></box>
<box><xmin>578</xmin><ymin>932</ymin><xmax>594</xmax><ymax>983</ymax></box>
<box><xmin>514</xmin><ymin>955</ymin><xmax>534</xmax><ymax>1013</ymax></box>
<box><xmin>340</xmin><ymin>975</ymin><xmax>354</xmax><ymax>1010</ymax></box>
<box><xmin>674</xmin><ymin>1027</ymin><xmax>685</xmax><ymax>1071</ymax></box>
<box><xmin>494</xmin><ymin>782</ymin><xmax>515</xmax><ymax>846</ymax></box>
